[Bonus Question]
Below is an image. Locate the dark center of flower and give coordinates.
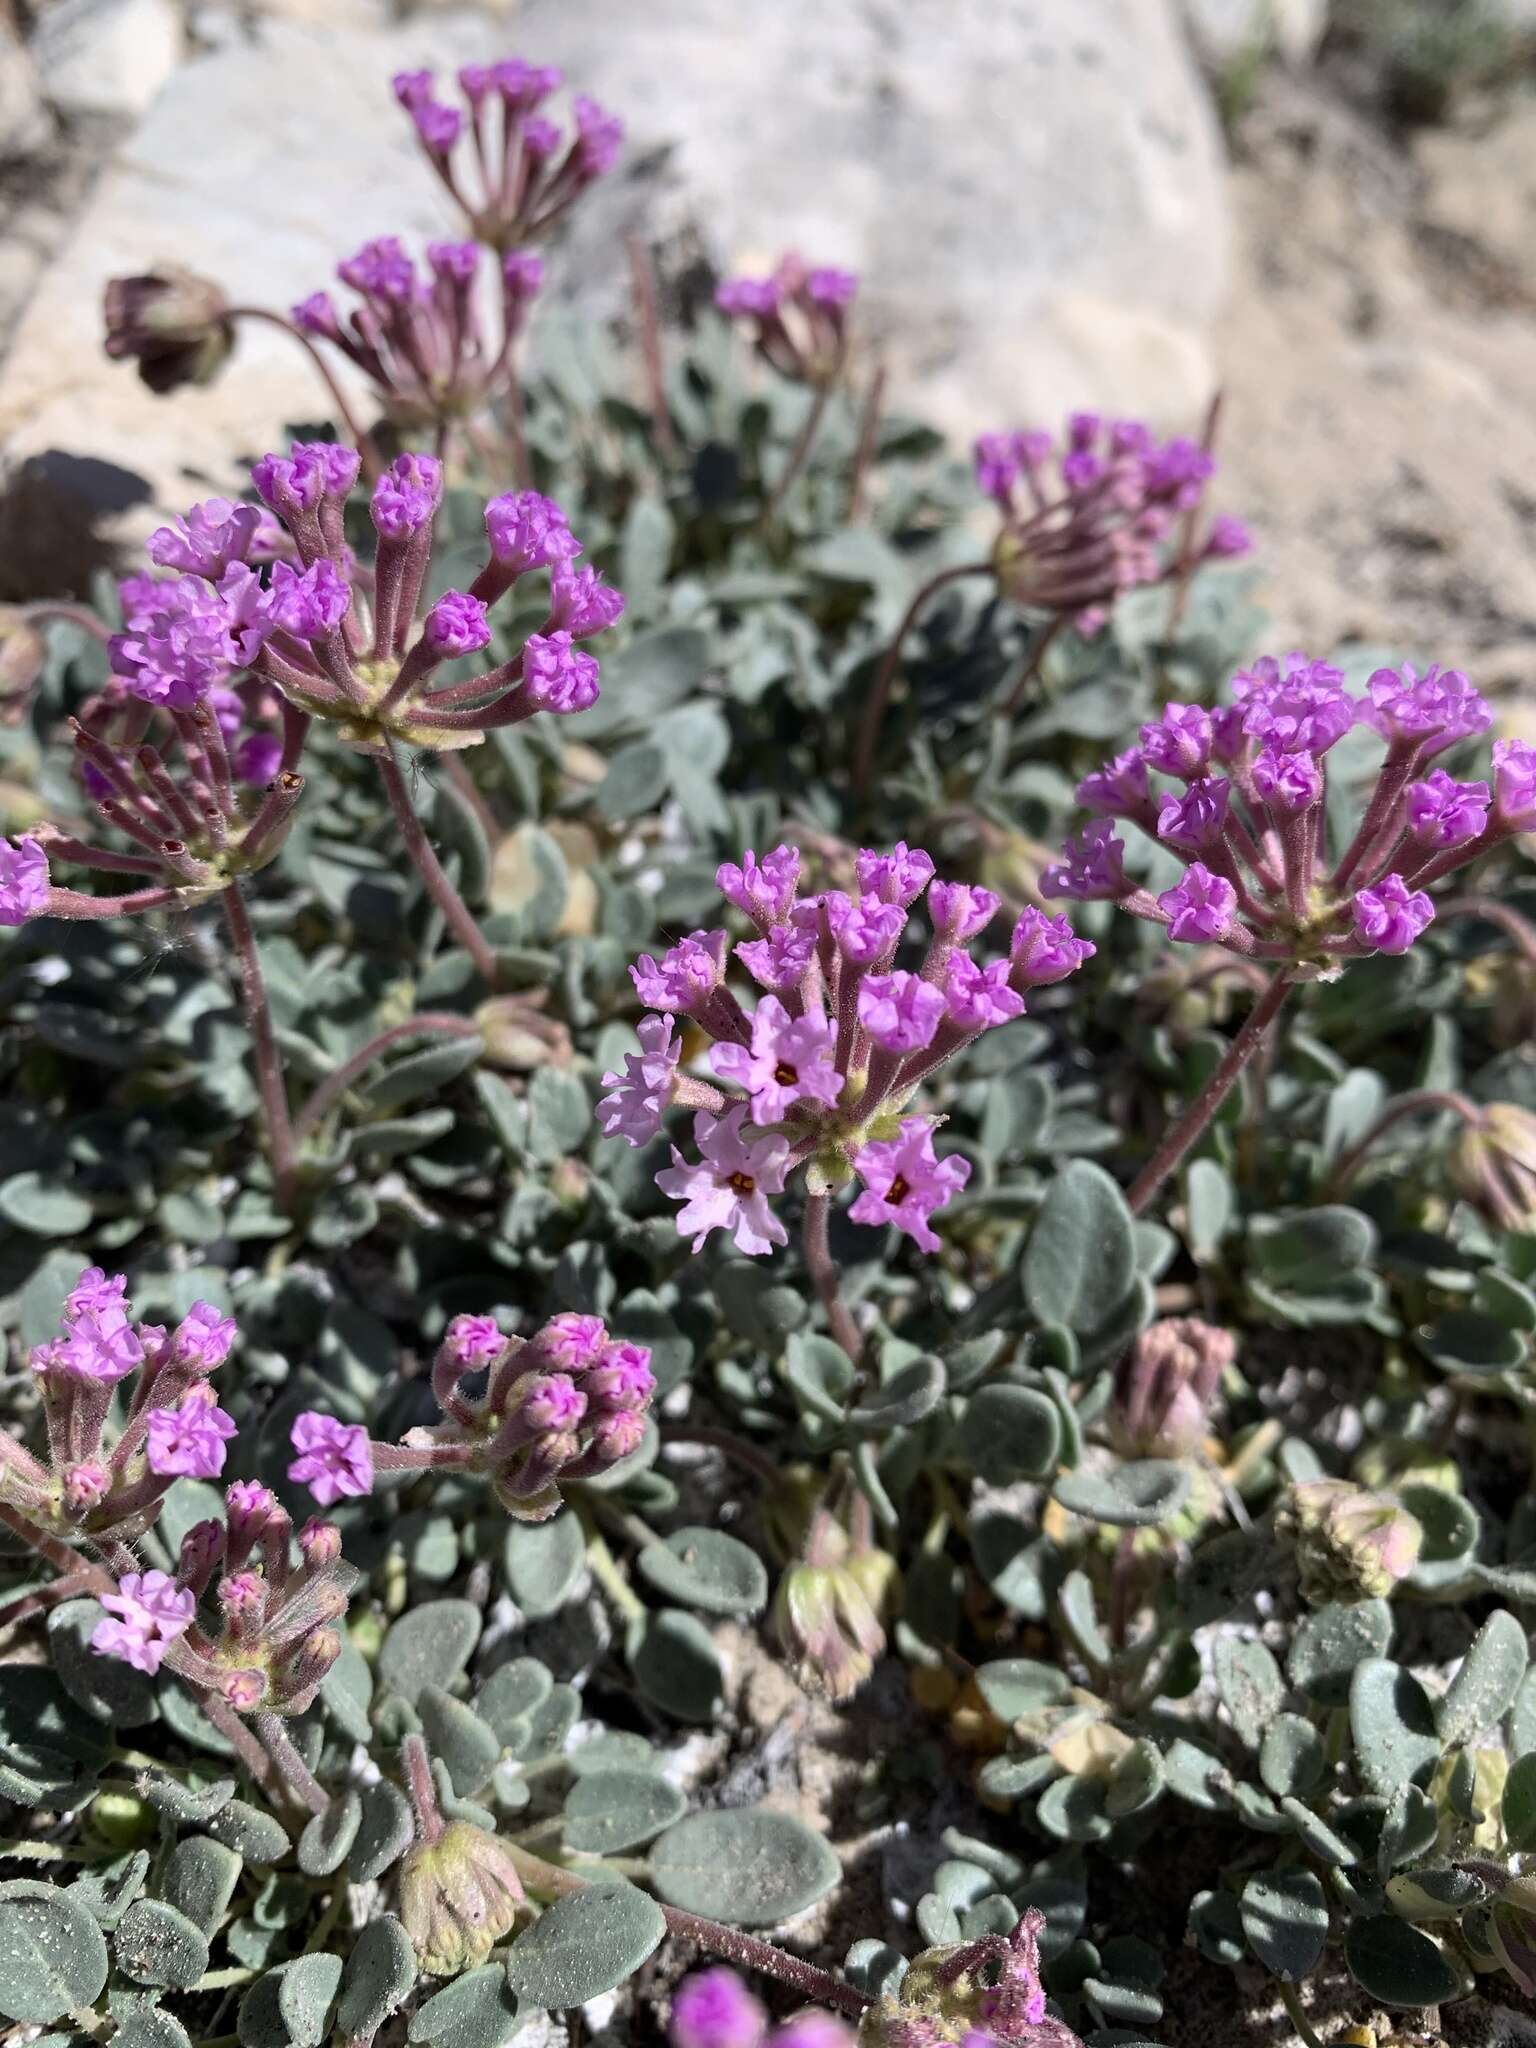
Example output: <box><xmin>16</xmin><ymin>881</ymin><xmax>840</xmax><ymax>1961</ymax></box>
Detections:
<box><xmin>773</xmin><ymin>1060</ymin><xmax>798</xmax><ymax>1086</ymax></box>
<box><xmin>885</xmin><ymin>1174</ymin><xmax>910</xmax><ymax>1206</ymax></box>
<box><xmin>727</xmin><ymin>1171</ymin><xmax>756</xmax><ymax>1195</ymax></box>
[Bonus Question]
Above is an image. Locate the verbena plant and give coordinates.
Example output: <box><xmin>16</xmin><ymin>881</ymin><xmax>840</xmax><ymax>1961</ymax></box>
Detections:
<box><xmin>1</xmin><ymin>47</ymin><xmax>1535</xmax><ymax>2048</ymax></box>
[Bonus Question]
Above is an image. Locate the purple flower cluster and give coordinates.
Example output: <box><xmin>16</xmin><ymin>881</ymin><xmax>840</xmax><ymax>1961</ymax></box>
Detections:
<box><xmin>602</xmin><ymin>842</ymin><xmax>1094</xmax><ymax>1258</ymax></box>
<box><xmin>92</xmin><ymin>1477</ymin><xmax>353</xmax><ymax>1711</ymax></box>
<box><xmin>972</xmin><ymin>410</ymin><xmax>1250</xmax><ymax>636</ymax></box>
<box><xmin>1048</xmin><ymin>652</ymin><xmax>1517</xmax><ymax>971</ymax></box>
<box><xmin>716</xmin><ymin>251</ymin><xmax>858</xmax><ymax>388</ymax></box>
<box><xmin>393</xmin><ymin>61</ymin><xmax>622</xmax><ymax>252</ymax></box>
<box><xmin>0</xmin><ymin>1268</ymin><xmax>239</xmax><ymax>1550</ymax></box>
<box><xmin>377</xmin><ymin>1310</ymin><xmax>658</xmax><ymax>1522</ymax></box>
<box><xmin>670</xmin><ymin>1968</ymin><xmax>854</xmax><ymax>2048</ymax></box>
<box><xmin>293</xmin><ymin>234</ymin><xmax>543</xmax><ymax>429</ymax></box>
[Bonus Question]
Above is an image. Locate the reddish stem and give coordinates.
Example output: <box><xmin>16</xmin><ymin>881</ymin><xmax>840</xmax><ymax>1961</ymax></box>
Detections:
<box><xmin>221</xmin><ymin>882</ymin><xmax>298</xmax><ymax>1211</ymax></box>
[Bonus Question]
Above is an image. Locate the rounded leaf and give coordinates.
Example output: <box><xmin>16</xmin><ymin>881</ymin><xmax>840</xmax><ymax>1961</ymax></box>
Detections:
<box><xmin>1213</xmin><ymin>1637</ymin><xmax>1284</xmax><ymax>1750</ymax></box>
<box><xmin>504</xmin><ymin>1882</ymin><xmax>666</xmax><ymax>2005</ymax></box>
<box><xmin>349</xmin><ymin>1780</ymin><xmax>414</xmax><ymax>1884</ymax></box>
<box><xmin>336</xmin><ymin>1916</ymin><xmax>415</xmax><ymax>2041</ymax></box>
<box><xmin>238</xmin><ymin>1953</ymin><xmax>343</xmax><ymax>2048</ymax></box>
<box><xmin>1022</xmin><ymin>1162</ymin><xmax>1137</xmax><ymax>1335</ymax></box>
<box><xmin>1350</xmin><ymin>1659</ymin><xmax>1442</xmax><ymax>1799</ymax></box>
<box><xmin>847</xmin><ymin>1356</ymin><xmax>946</xmax><ymax>1434</ymax></box>
<box><xmin>561</xmin><ymin>1770</ymin><xmax>687</xmax><ymax>1854</ymax></box>
<box><xmin>958</xmin><ymin>1385</ymin><xmax>1062</xmax><ymax>1484</ymax></box>
<box><xmin>47</xmin><ymin>1598</ymin><xmax>157</xmax><ymax>1726</ymax></box>
<box><xmin>409</xmin><ymin>1964</ymin><xmax>521</xmax><ymax>2048</ymax></box>
<box><xmin>379</xmin><ymin>1600</ymin><xmax>481</xmax><ymax>1705</ymax></box>
<box><xmin>297</xmin><ymin>1788</ymin><xmax>362</xmax><ymax>1877</ymax></box>
<box><xmin>114</xmin><ymin>1898</ymin><xmax>210</xmax><ymax>1989</ymax></box>
<box><xmin>650</xmin><ymin>1810</ymin><xmax>839</xmax><ymax>1927</ymax></box>
<box><xmin>1345</xmin><ymin>1916</ymin><xmax>1462</xmax><ymax>2007</ymax></box>
<box><xmin>628</xmin><ymin>1609</ymin><xmax>723</xmax><ymax>1723</ymax></box>
<box><xmin>417</xmin><ymin>1689</ymin><xmax>502</xmax><ymax>1798</ymax></box>
<box><xmin>1437</xmin><ymin>1609</ymin><xmax>1528</xmax><ymax>1747</ymax></box>
<box><xmin>1504</xmin><ymin>1751</ymin><xmax>1536</xmax><ymax>1853</ymax></box>
<box><xmin>162</xmin><ymin>1837</ymin><xmax>243</xmax><ymax>1933</ymax></box>
<box><xmin>636</xmin><ymin>1530</ymin><xmax>768</xmax><ymax>1616</ymax></box>
<box><xmin>206</xmin><ymin>1798</ymin><xmax>290</xmax><ymax>1866</ymax></box>
<box><xmin>1287</xmin><ymin>1599</ymin><xmax>1392</xmax><ymax>1706</ymax></box>
<box><xmin>503</xmin><ymin>1515</ymin><xmax>586</xmax><ymax>1619</ymax></box>
<box><xmin>0</xmin><ymin>1882</ymin><xmax>109</xmax><ymax>2022</ymax></box>
<box><xmin>1053</xmin><ymin>1461</ymin><xmax>1190</xmax><ymax>1528</ymax></box>
<box><xmin>1259</xmin><ymin>1715</ymin><xmax>1326</xmax><ymax>1800</ymax></box>
<box><xmin>1240</xmin><ymin>1870</ymin><xmax>1328</xmax><ymax>1981</ymax></box>
<box><xmin>974</xmin><ymin>1659</ymin><xmax>1072</xmax><ymax>1723</ymax></box>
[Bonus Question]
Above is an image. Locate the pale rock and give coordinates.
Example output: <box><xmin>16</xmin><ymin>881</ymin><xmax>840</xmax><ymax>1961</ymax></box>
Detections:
<box><xmin>0</xmin><ymin>0</ymin><xmax>1230</xmax><ymax>527</ymax></box>
<box><xmin>1182</xmin><ymin>0</ymin><xmax>1329</xmax><ymax>66</ymax></box>
<box><xmin>0</xmin><ymin>24</ymin><xmax>52</xmax><ymax>160</ymax></box>
<box><xmin>33</xmin><ymin>0</ymin><xmax>184</xmax><ymax>119</ymax></box>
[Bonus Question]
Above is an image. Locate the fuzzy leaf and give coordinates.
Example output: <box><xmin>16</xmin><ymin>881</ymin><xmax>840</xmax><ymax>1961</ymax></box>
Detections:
<box><xmin>113</xmin><ymin>1898</ymin><xmax>210</xmax><ymax>1989</ymax></box>
<box><xmin>378</xmin><ymin>1601</ymin><xmax>481</xmax><ymax>1705</ymax></box>
<box><xmin>297</xmin><ymin>1789</ymin><xmax>362</xmax><ymax>1877</ymax></box>
<box><xmin>1350</xmin><ymin>1659</ymin><xmax>1443</xmax><ymax>1798</ymax></box>
<box><xmin>237</xmin><ymin>1953</ymin><xmax>343</xmax><ymax>2048</ymax></box>
<box><xmin>1021</xmin><ymin>1162</ymin><xmax>1137</xmax><ymax>1335</ymax></box>
<box><xmin>336</xmin><ymin>1916</ymin><xmax>415</xmax><ymax>2041</ymax></box>
<box><xmin>1436</xmin><ymin>1609</ymin><xmax>1528</xmax><ymax>1746</ymax></box>
<box><xmin>1053</xmin><ymin>1461</ymin><xmax>1189</xmax><ymax>1528</ymax></box>
<box><xmin>650</xmin><ymin>1811</ymin><xmax>839</xmax><ymax>1926</ymax></box>
<box><xmin>504</xmin><ymin>1883</ymin><xmax>665</xmax><ymax>2005</ymax></box>
<box><xmin>162</xmin><ymin>1837</ymin><xmax>242</xmax><ymax>1933</ymax></box>
<box><xmin>0</xmin><ymin>1881</ymin><xmax>109</xmax><ymax>2022</ymax></box>
<box><xmin>958</xmin><ymin>1385</ymin><xmax>1062</xmax><ymax>1484</ymax></box>
<box><xmin>628</xmin><ymin>1609</ymin><xmax>723</xmax><ymax>1723</ymax></box>
<box><xmin>561</xmin><ymin>1770</ymin><xmax>687</xmax><ymax>1854</ymax></box>
<box><xmin>1213</xmin><ymin>1638</ymin><xmax>1284</xmax><ymax>1749</ymax></box>
<box><xmin>1287</xmin><ymin>1600</ymin><xmax>1392</xmax><ymax>1706</ymax></box>
<box><xmin>1239</xmin><ymin>1870</ymin><xmax>1328</xmax><ymax>1981</ymax></box>
<box><xmin>503</xmin><ymin>1515</ymin><xmax>586</xmax><ymax>1618</ymax></box>
<box><xmin>418</xmin><ymin>1689</ymin><xmax>503</xmax><ymax>1798</ymax></box>
<box><xmin>409</xmin><ymin>1965</ymin><xmax>521</xmax><ymax>2048</ymax></box>
<box><xmin>1345</xmin><ymin>1917</ymin><xmax>1462</xmax><ymax>2007</ymax></box>
<box><xmin>636</xmin><ymin>1529</ymin><xmax>769</xmax><ymax>1616</ymax></box>
<box><xmin>349</xmin><ymin>1780</ymin><xmax>415</xmax><ymax>1884</ymax></box>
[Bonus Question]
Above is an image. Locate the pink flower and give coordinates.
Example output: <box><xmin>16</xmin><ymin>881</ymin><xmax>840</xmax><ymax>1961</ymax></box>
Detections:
<box><xmin>1156</xmin><ymin>777</ymin><xmax>1230</xmax><ymax>854</ymax></box>
<box><xmin>598</xmin><ymin>1014</ymin><xmax>680</xmax><ymax>1145</ymax></box>
<box><xmin>945</xmin><ymin>955</ymin><xmax>1024</xmax><ymax>1031</ymax></box>
<box><xmin>484</xmin><ymin>490</ymin><xmax>577</xmax><ymax>572</ymax></box>
<box><xmin>656</xmin><ymin>1107</ymin><xmax>790</xmax><ymax>1256</ymax></box>
<box><xmin>1075</xmin><ymin>747</ymin><xmax>1149</xmax><ymax>819</ymax></box>
<box><xmin>1010</xmin><ymin>908</ymin><xmax>1096</xmax><ymax>986</ymax></box>
<box><xmin>1040</xmin><ymin>819</ymin><xmax>1126</xmax><ymax>902</ymax></box>
<box><xmin>587</xmin><ymin>1342</ymin><xmax>656</xmax><ymax>1412</ymax></box>
<box><xmin>443</xmin><ymin>1314</ymin><xmax>505</xmax><ymax>1368</ymax></box>
<box><xmin>519</xmin><ymin>1374</ymin><xmax>587</xmax><ymax>1432</ymax></box>
<box><xmin>823</xmin><ymin>892</ymin><xmax>905</xmax><ymax>964</ymax></box>
<box><xmin>0</xmin><ymin>835</ymin><xmax>48</xmax><ymax>925</ymax></box>
<box><xmin>631</xmin><ymin>930</ymin><xmax>728</xmax><ymax>1012</ymax></box>
<box><xmin>1352</xmin><ymin>874</ymin><xmax>1435</xmax><ymax>955</ymax></box>
<box><xmin>850</xmin><ymin>1118</ymin><xmax>971</xmax><ymax>1253</ymax></box>
<box><xmin>44</xmin><ymin>1295</ymin><xmax>143</xmax><ymax>1382</ymax></box>
<box><xmin>670</xmin><ymin>1967</ymin><xmax>766</xmax><ymax>2048</ymax></box>
<box><xmin>225</xmin><ymin>1480</ymin><xmax>278</xmax><ymax>1547</ymax></box>
<box><xmin>1158</xmin><ymin>863</ymin><xmax>1237</xmax><ymax>944</ymax></box>
<box><xmin>145</xmin><ymin>1386</ymin><xmax>239</xmax><ymax>1479</ymax></box>
<box><xmin>716</xmin><ymin>844</ymin><xmax>800</xmax><ymax>925</ymax></box>
<box><xmin>1139</xmin><ymin>703</ymin><xmax>1212</xmax><ymax>779</ymax></box>
<box><xmin>1493</xmin><ymin>738</ymin><xmax>1536</xmax><ymax>830</ymax></box>
<box><xmin>288</xmin><ymin>1412</ymin><xmax>374</xmax><ymax>1506</ymax></box>
<box><xmin>62</xmin><ymin>1462</ymin><xmax>109</xmax><ymax>1514</ymax></box>
<box><xmin>855</xmin><ymin>841</ymin><xmax>935</xmax><ymax>907</ymax></box>
<box><xmin>1235</xmin><ymin>654</ymin><xmax>1355</xmax><ymax>754</ymax></box>
<box><xmin>1364</xmin><ymin>663</ymin><xmax>1491</xmax><ymax>752</ymax></box>
<box><xmin>542</xmin><ymin>1313</ymin><xmax>609</xmax><ymax>1372</ymax></box>
<box><xmin>1251</xmin><ymin>747</ymin><xmax>1322</xmax><ymax>814</ymax></box>
<box><xmin>712</xmin><ymin>996</ymin><xmax>842</xmax><ymax>1123</ymax></box>
<box><xmin>67</xmin><ymin>1268</ymin><xmax>128</xmax><ymax>1318</ymax></box>
<box><xmin>1404</xmin><ymin>769</ymin><xmax>1490</xmax><ymax>851</ymax></box>
<box><xmin>234</xmin><ymin>732</ymin><xmax>284</xmax><ymax>785</ymax></box>
<box><xmin>522</xmin><ymin>630</ymin><xmax>600</xmax><ymax>714</ymax></box>
<box><xmin>593</xmin><ymin>1410</ymin><xmax>646</xmax><ymax>1462</ymax></box>
<box><xmin>91</xmin><ymin>1570</ymin><xmax>195</xmax><ymax>1675</ymax></box>
<box><xmin>857</xmin><ymin>971</ymin><xmax>947</xmax><ymax>1054</ymax></box>
<box><xmin>927</xmin><ymin>881</ymin><xmax>1000</xmax><ymax>942</ymax></box>
<box><xmin>736</xmin><ymin>922</ymin><xmax>815</xmax><ymax>992</ymax></box>
<box><xmin>171</xmin><ymin>1301</ymin><xmax>238</xmax><ymax>1371</ymax></box>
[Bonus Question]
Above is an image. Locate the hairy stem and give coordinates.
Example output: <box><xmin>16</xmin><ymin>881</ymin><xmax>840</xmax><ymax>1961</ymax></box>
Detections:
<box><xmin>252</xmin><ymin>1711</ymin><xmax>328</xmax><ymax>1816</ymax></box>
<box><xmin>504</xmin><ymin>1845</ymin><xmax>870</xmax><ymax>2018</ymax></box>
<box><xmin>401</xmin><ymin>1732</ymin><xmax>445</xmax><ymax>1844</ymax></box>
<box><xmin>1322</xmin><ymin>1087</ymin><xmax>1483</xmax><ymax>1201</ymax></box>
<box><xmin>294</xmin><ymin>1013</ymin><xmax>481</xmax><ymax>1139</ymax></box>
<box><xmin>851</xmin><ymin>562</ymin><xmax>991</xmax><ymax>805</ymax></box>
<box><xmin>221</xmin><ymin>883</ymin><xmax>299</xmax><ymax>1212</ymax></box>
<box><xmin>1127</xmin><ymin>972</ymin><xmax>1293</xmax><ymax>1216</ymax></box>
<box><xmin>201</xmin><ymin>1696</ymin><xmax>292</xmax><ymax>1809</ymax></box>
<box><xmin>803</xmin><ymin>1192</ymin><xmax>862</xmax><ymax>1364</ymax></box>
<box><xmin>376</xmin><ymin>747</ymin><xmax>500</xmax><ymax>986</ymax></box>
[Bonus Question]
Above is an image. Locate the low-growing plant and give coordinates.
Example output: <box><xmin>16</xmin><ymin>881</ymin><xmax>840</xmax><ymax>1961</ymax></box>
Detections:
<box><xmin>2</xmin><ymin>37</ymin><xmax>1536</xmax><ymax>2048</ymax></box>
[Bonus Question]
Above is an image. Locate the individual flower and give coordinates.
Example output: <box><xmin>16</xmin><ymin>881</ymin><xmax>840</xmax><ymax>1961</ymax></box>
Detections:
<box><xmin>1140</xmin><ymin>703</ymin><xmax>1213</xmax><ymax>779</ymax></box>
<box><xmin>824</xmin><ymin>891</ymin><xmax>905</xmax><ymax>964</ymax></box>
<box><xmin>1493</xmin><ymin>737</ymin><xmax>1536</xmax><ymax>830</ymax></box>
<box><xmin>850</xmin><ymin>1119</ymin><xmax>971</xmax><ymax>1252</ymax></box>
<box><xmin>736</xmin><ymin>921</ymin><xmax>816</xmax><ymax>992</ymax></box>
<box><xmin>90</xmin><ymin>1571</ymin><xmax>195</xmax><ymax>1675</ymax></box>
<box><xmin>928</xmin><ymin>880</ymin><xmax>1000</xmax><ymax>943</ymax></box>
<box><xmin>598</xmin><ymin>1015</ymin><xmax>682</xmax><ymax>1147</ymax></box>
<box><xmin>1158</xmin><ymin>863</ymin><xmax>1237</xmax><ymax>944</ymax></box>
<box><xmin>520</xmin><ymin>630</ymin><xmax>600</xmax><ymax>713</ymax></box>
<box><xmin>857</xmin><ymin>971</ymin><xmax>947</xmax><ymax>1054</ymax></box>
<box><xmin>1156</xmin><ymin>777</ymin><xmax>1231</xmax><ymax>853</ymax></box>
<box><xmin>288</xmin><ymin>1412</ymin><xmax>375</xmax><ymax>1505</ymax></box>
<box><xmin>1112</xmin><ymin>1316</ymin><xmax>1235</xmax><ymax>1457</ymax></box>
<box><xmin>1040</xmin><ymin>819</ymin><xmax>1126</xmax><ymax>902</ymax></box>
<box><xmin>1352</xmin><ymin>875</ymin><xmax>1435</xmax><ymax>955</ymax></box>
<box><xmin>1076</xmin><ymin>746</ymin><xmax>1151</xmax><ymax>820</ymax></box>
<box><xmin>1233</xmin><ymin>652</ymin><xmax>1355</xmax><ymax>754</ymax></box>
<box><xmin>712</xmin><ymin>996</ymin><xmax>842</xmax><ymax>1124</ymax></box>
<box><xmin>945</xmin><ymin>954</ymin><xmax>1024</xmax><ymax>1031</ymax></box>
<box><xmin>670</xmin><ymin>1967</ymin><xmax>766</xmax><ymax>2048</ymax></box>
<box><xmin>0</xmin><ymin>835</ymin><xmax>49</xmax><ymax>924</ymax></box>
<box><xmin>1010</xmin><ymin>908</ymin><xmax>1096</xmax><ymax>986</ymax></box>
<box><xmin>1251</xmin><ymin>746</ymin><xmax>1322</xmax><ymax>814</ymax></box>
<box><xmin>716</xmin><ymin>250</ymin><xmax>856</xmax><ymax>386</ymax></box>
<box><xmin>1364</xmin><ymin>662</ymin><xmax>1492</xmax><ymax>751</ymax></box>
<box><xmin>1404</xmin><ymin>769</ymin><xmax>1490</xmax><ymax>850</ymax></box>
<box><xmin>656</xmin><ymin>1107</ymin><xmax>791</xmax><ymax>1256</ymax></box>
<box><xmin>717</xmin><ymin>844</ymin><xmax>801</xmax><ymax>925</ymax></box>
<box><xmin>856</xmin><ymin>841</ymin><xmax>935</xmax><ymax>906</ymax></box>
<box><xmin>631</xmin><ymin>930</ymin><xmax>730</xmax><ymax>1012</ymax></box>
<box><xmin>145</xmin><ymin>1385</ymin><xmax>238</xmax><ymax>1479</ymax></box>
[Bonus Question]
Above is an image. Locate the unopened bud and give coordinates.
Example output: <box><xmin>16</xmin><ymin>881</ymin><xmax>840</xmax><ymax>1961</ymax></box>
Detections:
<box><xmin>224</xmin><ymin>1480</ymin><xmax>279</xmax><ymax>1564</ymax></box>
<box><xmin>1112</xmin><ymin>1316</ymin><xmax>1233</xmax><ymax>1458</ymax></box>
<box><xmin>61</xmin><ymin>1461</ymin><xmax>110</xmax><ymax>1516</ymax></box>
<box><xmin>218</xmin><ymin>1570</ymin><xmax>265</xmax><ymax>1622</ymax></box>
<box><xmin>177</xmin><ymin>1517</ymin><xmax>227</xmax><ymax>1593</ymax></box>
<box><xmin>103</xmin><ymin>266</ymin><xmax>236</xmax><ymax>394</ymax></box>
<box><xmin>1280</xmin><ymin>1480</ymin><xmax>1423</xmax><ymax>1607</ymax></box>
<box><xmin>222</xmin><ymin>1668</ymin><xmax>268</xmax><ymax>1712</ymax></box>
<box><xmin>1453</xmin><ymin>1103</ymin><xmax>1536</xmax><ymax>1233</ymax></box>
<box><xmin>274</xmin><ymin>1626</ymin><xmax>343</xmax><ymax>1715</ymax></box>
<box><xmin>298</xmin><ymin>1517</ymin><xmax>343</xmax><ymax>1567</ymax></box>
<box><xmin>398</xmin><ymin>1819</ymin><xmax>526</xmax><ymax>1977</ymax></box>
<box><xmin>591</xmin><ymin>1408</ymin><xmax>646</xmax><ymax>1464</ymax></box>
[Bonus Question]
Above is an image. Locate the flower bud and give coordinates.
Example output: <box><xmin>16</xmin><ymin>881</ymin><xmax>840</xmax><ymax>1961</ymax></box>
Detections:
<box><xmin>774</xmin><ymin>1556</ymin><xmax>885</xmax><ymax>1704</ymax></box>
<box><xmin>1452</xmin><ymin>1102</ymin><xmax>1536</xmax><ymax>1232</ymax></box>
<box><xmin>103</xmin><ymin>267</ymin><xmax>236</xmax><ymax>393</ymax></box>
<box><xmin>298</xmin><ymin>1517</ymin><xmax>343</xmax><ymax>1567</ymax></box>
<box><xmin>1111</xmin><ymin>1316</ymin><xmax>1233</xmax><ymax>1458</ymax></box>
<box><xmin>398</xmin><ymin>1819</ymin><xmax>526</xmax><ymax>1976</ymax></box>
<box><xmin>222</xmin><ymin>1668</ymin><xmax>268</xmax><ymax>1711</ymax></box>
<box><xmin>1279</xmin><ymin>1480</ymin><xmax>1423</xmax><ymax>1607</ymax></box>
<box><xmin>61</xmin><ymin>1461</ymin><xmax>109</xmax><ymax>1516</ymax></box>
<box><xmin>274</xmin><ymin>1625</ymin><xmax>343</xmax><ymax>1715</ymax></box>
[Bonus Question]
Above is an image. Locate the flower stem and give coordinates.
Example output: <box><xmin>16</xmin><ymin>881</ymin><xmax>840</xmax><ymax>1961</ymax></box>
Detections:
<box><xmin>252</xmin><ymin>1711</ymin><xmax>328</xmax><ymax>1816</ymax></box>
<box><xmin>626</xmin><ymin>233</ymin><xmax>674</xmax><ymax>457</ymax></box>
<box><xmin>997</xmin><ymin>613</ymin><xmax>1066</xmax><ymax>720</ymax></box>
<box><xmin>221</xmin><ymin>882</ymin><xmax>299</xmax><ymax>1212</ymax></box>
<box><xmin>1439</xmin><ymin>893</ymin><xmax>1536</xmax><ymax>964</ymax></box>
<box><xmin>376</xmin><ymin>747</ymin><xmax>500</xmax><ymax>986</ymax></box>
<box><xmin>294</xmin><ymin>1013</ymin><xmax>481</xmax><ymax>1140</ymax></box>
<box><xmin>1127</xmin><ymin>971</ymin><xmax>1293</xmax><ymax>1215</ymax></box>
<box><xmin>401</xmin><ymin>1732</ymin><xmax>445</xmax><ymax>1844</ymax></box>
<box><xmin>844</xmin><ymin>362</ymin><xmax>887</xmax><ymax>522</ymax></box>
<box><xmin>760</xmin><ymin>380</ymin><xmax>834</xmax><ymax>529</ymax></box>
<box><xmin>1322</xmin><ymin>1087</ymin><xmax>1482</xmax><ymax>1201</ymax></box>
<box><xmin>1277</xmin><ymin>1981</ymin><xmax>1326</xmax><ymax>2048</ymax></box>
<box><xmin>851</xmin><ymin>562</ymin><xmax>991</xmax><ymax>806</ymax></box>
<box><xmin>803</xmin><ymin>1191</ymin><xmax>862</xmax><ymax>1364</ymax></box>
<box><xmin>504</xmin><ymin>1844</ymin><xmax>870</xmax><ymax>2019</ymax></box>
